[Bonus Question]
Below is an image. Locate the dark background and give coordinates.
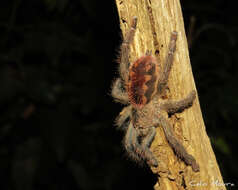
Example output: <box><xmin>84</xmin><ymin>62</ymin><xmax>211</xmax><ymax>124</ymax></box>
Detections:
<box><xmin>0</xmin><ymin>0</ymin><xmax>237</xmax><ymax>189</ymax></box>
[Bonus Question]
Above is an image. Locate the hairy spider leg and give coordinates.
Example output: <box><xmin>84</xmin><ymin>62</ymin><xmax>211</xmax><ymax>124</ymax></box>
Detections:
<box><xmin>155</xmin><ymin>114</ymin><xmax>199</xmax><ymax>172</ymax></box>
<box><xmin>161</xmin><ymin>90</ymin><xmax>196</xmax><ymax>115</ymax></box>
<box><xmin>111</xmin><ymin>78</ymin><xmax>129</xmax><ymax>104</ymax></box>
<box><xmin>119</xmin><ymin>16</ymin><xmax>137</xmax><ymax>83</ymax></box>
<box><xmin>124</xmin><ymin>122</ymin><xmax>141</xmax><ymax>161</ymax></box>
<box><xmin>115</xmin><ymin>105</ymin><xmax>132</xmax><ymax>130</ymax></box>
<box><xmin>124</xmin><ymin>123</ymin><xmax>158</xmax><ymax>166</ymax></box>
<box><xmin>141</xmin><ymin>127</ymin><xmax>156</xmax><ymax>148</ymax></box>
<box><xmin>157</xmin><ymin>31</ymin><xmax>178</xmax><ymax>94</ymax></box>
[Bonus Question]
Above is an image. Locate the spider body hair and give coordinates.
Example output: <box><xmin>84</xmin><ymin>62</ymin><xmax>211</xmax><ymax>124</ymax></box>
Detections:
<box><xmin>127</xmin><ymin>55</ymin><xmax>159</xmax><ymax>109</ymax></box>
<box><xmin>111</xmin><ymin>16</ymin><xmax>199</xmax><ymax>172</ymax></box>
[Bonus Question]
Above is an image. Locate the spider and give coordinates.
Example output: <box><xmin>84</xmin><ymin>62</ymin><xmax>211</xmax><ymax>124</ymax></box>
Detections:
<box><xmin>111</xmin><ymin>16</ymin><xmax>199</xmax><ymax>172</ymax></box>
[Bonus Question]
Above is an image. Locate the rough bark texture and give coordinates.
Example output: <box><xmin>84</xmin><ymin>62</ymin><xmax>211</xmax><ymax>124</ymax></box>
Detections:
<box><xmin>114</xmin><ymin>0</ymin><xmax>226</xmax><ymax>189</ymax></box>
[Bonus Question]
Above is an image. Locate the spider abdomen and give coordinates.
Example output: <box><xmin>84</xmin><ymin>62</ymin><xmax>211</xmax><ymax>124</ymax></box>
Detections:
<box><xmin>127</xmin><ymin>55</ymin><xmax>159</xmax><ymax>108</ymax></box>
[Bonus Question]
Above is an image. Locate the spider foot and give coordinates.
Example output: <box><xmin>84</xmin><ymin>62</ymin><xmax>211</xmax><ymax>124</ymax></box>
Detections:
<box><xmin>134</xmin><ymin>146</ymin><xmax>158</xmax><ymax>167</ymax></box>
<box><xmin>147</xmin><ymin>157</ymin><xmax>158</xmax><ymax>167</ymax></box>
<box><xmin>191</xmin><ymin>161</ymin><xmax>200</xmax><ymax>172</ymax></box>
<box><xmin>185</xmin><ymin>154</ymin><xmax>200</xmax><ymax>172</ymax></box>
<box><xmin>145</xmin><ymin>50</ymin><xmax>152</xmax><ymax>55</ymax></box>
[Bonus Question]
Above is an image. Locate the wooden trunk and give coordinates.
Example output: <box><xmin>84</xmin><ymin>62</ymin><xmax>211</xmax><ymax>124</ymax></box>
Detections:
<box><xmin>114</xmin><ymin>0</ymin><xmax>226</xmax><ymax>189</ymax></box>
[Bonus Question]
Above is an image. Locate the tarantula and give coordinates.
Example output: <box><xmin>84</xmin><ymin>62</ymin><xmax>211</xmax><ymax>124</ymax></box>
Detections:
<box><xmin>111</xmin><ymin>16</ymin><xmax>199</xmax><ymax>172</ymax></box>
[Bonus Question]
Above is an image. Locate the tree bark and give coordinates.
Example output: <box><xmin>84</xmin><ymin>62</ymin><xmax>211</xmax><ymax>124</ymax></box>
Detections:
<box><xmin>114</xmin><ymin>0</ymin><xmax>226</xmax><ymax>189</ymax></box>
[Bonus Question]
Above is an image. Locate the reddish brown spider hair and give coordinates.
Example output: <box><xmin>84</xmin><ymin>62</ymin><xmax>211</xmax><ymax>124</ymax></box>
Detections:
<box><xmin>127</xmin><ymin>55</ymin><xmax>159</xmax><ymax>109</ymax></box>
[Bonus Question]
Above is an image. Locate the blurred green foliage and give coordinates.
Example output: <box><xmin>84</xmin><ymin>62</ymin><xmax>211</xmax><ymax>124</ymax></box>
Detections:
<box><xmin>0</xmin><ymin>0</ymin><xmax>237</xmax><ymax>189</ymax></box>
